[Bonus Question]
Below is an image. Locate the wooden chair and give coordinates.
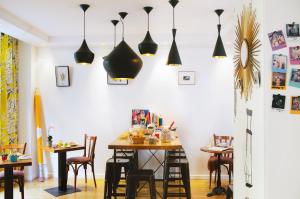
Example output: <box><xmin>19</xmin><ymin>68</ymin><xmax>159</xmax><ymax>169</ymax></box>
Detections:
<box><xmin>207</xmin><ymin>134</ymin><xmax>233</xmax><ymax>188</ymax></box>
<box><xmin>0</xmin><ymin>143</ymin><xmax>27</xmax><ymax>199</ymax></box>
<box><xmin>67</xmin><ymin>134</ymin><xmax>97</xmax><ymax>190</ymax></box>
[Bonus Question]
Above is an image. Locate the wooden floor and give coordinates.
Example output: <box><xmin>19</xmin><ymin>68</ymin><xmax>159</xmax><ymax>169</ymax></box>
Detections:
<box><xmin>0</xmin><ymin>178</ymin><xmax>228</xmax><ymax>199</ymax></box>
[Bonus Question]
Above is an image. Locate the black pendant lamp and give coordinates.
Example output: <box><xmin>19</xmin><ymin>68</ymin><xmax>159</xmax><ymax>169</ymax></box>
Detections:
<box><xmin>103</xmin><ymin>12</ymin><xmax>143</xmax><ymax>80</ymax></box>
<box><xmin>167</xmin><ymin>0</ymin><xmax>182</xmax><ymax>67</ymax></box>
<box><xmin>138</xmin><ymin>7</ymin><xmax>158</xmax><ymax>56</ymax></box>
<box><xmin>74</xmin><ymin>4</ymin><xmax>94</xmax><ymax>64</ymax></box>
<box><xmin>212</xmin><ymin>9</ymin><xmax>227</xmax><ymax>58</ymax></box>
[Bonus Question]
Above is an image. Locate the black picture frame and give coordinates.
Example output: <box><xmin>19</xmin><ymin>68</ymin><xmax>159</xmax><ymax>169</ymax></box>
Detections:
<box><xmin>286</xmin><ymin>23</ymin><xmax>300</xmax><ymax>37</ymax></box>
<box><xmin>55</xmin><ymin>66</ymin><xmax>70</xmax><ymax>87</ymax></box>
<box><xmin>107</xmin><ymin>74</ymin><xmax>128</xmax><ymax>85</ymax></box>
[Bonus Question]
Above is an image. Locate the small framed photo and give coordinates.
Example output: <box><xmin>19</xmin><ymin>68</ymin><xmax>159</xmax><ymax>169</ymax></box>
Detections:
<box><xmin>272</xmin><ymin>94</ymin><xmax>286</xmax><ymax>110</ymax></box>
<box><xmin>286</xmin><ymin>23</ymin><xmax>300</xmax><ymax>37</ymax></box>
<box><xmin>107</xmin><ymin>74</ymin><xmax>128</xmax><ymax>85</ymax></box>
<box><xmin>268</xmin><ymin>30</ymin><xmax>287</xmax><ymax>51</ymax></box>
<box><xmin>289</xmin><ymin>46</ymin><xmax>300</xmax><ymax>65</ymax></box>
<box><xmin>290</xmin><ymin>96</ymin><xmax>300</xmax><ymax>114</ymax></box>
<box><xmin>178</xmin><ymin>71</ymin><xmax>196</xmax><ymax>85</ymax></box>
<box><xmin>272</xmin><ymin>54</ymin><xmax>287</xmax><ymax>72</ymax></box>
<box><xmin>271</xmin><ymin>72</ymin><xmax>286</xmax><ymax>90</ymax></box>
<box><xmin>55</xmin><ymin>66</ymin><xmax>70</xmax><ymax>87</ymax></box>
<box><xmin>289</xmin><ymin>68</ymin><xmax>300</xmax><ymax>88</ymax></box>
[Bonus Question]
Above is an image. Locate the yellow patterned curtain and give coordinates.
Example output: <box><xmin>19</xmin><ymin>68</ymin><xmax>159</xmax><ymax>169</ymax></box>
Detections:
<box><xmin>0</xmin><ymin>33</ymin><xmax>18</xmax><ymax>145</ymax></box>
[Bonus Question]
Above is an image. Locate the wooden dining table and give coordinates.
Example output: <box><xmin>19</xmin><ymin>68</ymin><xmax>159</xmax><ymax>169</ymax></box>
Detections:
<box><xmin>108</xmin><ymin>132</ymin><xmax>183</xmax><ymax>198</ymax></box>
<box><xmin>0</xmin><ymin>159</ymin><xmax>32</xmax><ymax>199</ymax></box>
<box><xmin>43</xmin><ymin>145</ymin><xmax>85</xmax><ymax>197</ymax></box>
<box><xmin>200</xmin><ymin>146</ymin><xmax>233</xmax><ymax>197</ymax></box>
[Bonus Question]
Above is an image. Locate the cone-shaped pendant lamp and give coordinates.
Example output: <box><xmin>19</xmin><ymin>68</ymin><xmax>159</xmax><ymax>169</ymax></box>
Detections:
<box><xmin>103</xmin><ymin>19</ymin><xmax>119</xmax><ymax>60</ymax></box>
<box><xmin>212</xmin><ymin>9</ymin><xmax>227</xmax><ymax>58</ymax></box>
<box><xmin>103</xmin><ymin>12</ymin><xmax>143</xmax><ymax>80</ymax></box>
<box><xmin>138</xmin><ymin>6</ymin><xmax>158</xmax><ymax>56</ymax></box>
<box><xmin>74</xmin><ymin>4</ymin><xmax>94</xmax><ymax>64</ymax></box>
<box><xmin>167</xmin><ymin>0</ymin><xmax>182</xmax><ymax>66</ymax></box>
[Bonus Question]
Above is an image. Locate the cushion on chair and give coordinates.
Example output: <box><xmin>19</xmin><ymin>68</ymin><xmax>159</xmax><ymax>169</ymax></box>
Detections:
<box><xmin>0</xmin><ymin>170</ymin><xmax>24</xmax><ymax>179</ymax></box>
<box><xmin>67</xmin><ymin>156</ymin><xmax>90</xmax><ymax>164</ymax></box>
<box><xmin>221</xmin><ymin>156</ymin><xmax>233</xmax><ymax>165</ymax></box>
<box><xmin>207</xmin><ymin>156</ymin><xmax>218</xmax><ymax>171</ymax></box>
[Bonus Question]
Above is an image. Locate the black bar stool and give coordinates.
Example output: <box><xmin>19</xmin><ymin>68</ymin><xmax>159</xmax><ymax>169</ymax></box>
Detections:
<box><xmin>104</xmin><ymin>158</ymin><xmax>132</xmax><ymax>199</ymax></box>
<box><xmin>163</xmin><ymin>154</ymin><xmax>191</xmax><ymax>199</ymax></box>
<box><xmin>126</xmin><ymin>169</ymin><xmax>156</xmax><ymax>199</ymax></box>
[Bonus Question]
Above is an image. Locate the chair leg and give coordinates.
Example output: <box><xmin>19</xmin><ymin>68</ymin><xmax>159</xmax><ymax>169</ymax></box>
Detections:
<box><xmin>74</xmin><ymin>164</ymin><xmax>78</xmax><ymax>190</ymax></box>
<box><xmin>163</xmin><ymin>164</ymin><xmax>170</xmax><ymax>199</ymax></box>
<box><xmin>91</xmin><ymin>163</ymin><xmax>97</xmax><ymax>188</ymax></box>
<box><xmin>209</xmin><ymin>171</ymin><xmax>212</xmax><ymax>189</ymax></box>
<box><xmin>84</xmin><ymin>164</ymin><xmax>87</xmax><ymax>183</ymax></box>
<box><xmin>181</xmin><ymin>164</ymin><xmax>191</xmax><ymax>199</ymax></box>
<box><xmin>126</xmin><ymin>177</ymin><xmax>136</xmax><ymax>199</ymax></box>
<box><xmin>149</xmin><ymin>176</ymin><xmax>156</xmax><ymax>199</ymax></box>
<box><xmin>19</xmin><ymin>177</ymin><xmax>24</xmax><ymax>199</ymax></box>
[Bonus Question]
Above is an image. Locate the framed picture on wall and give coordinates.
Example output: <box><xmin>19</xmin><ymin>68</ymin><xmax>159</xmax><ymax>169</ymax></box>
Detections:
<box><xmin>107</xmin><ymin>74</ymin><xmax>128</xmax><ymax>85</ymax></box>
<box><xmin>55</xmin><ymin>66</ymin><xmax>70</xmax><ymax>87</ymax></box>
<box><xmin>178</xmin><ymin>71</ymin><xmax>196</xmax><ymax>85</ymax></box>
<box><xmin>290</xmin><ymin>96</ymin><xmax>300</xmax><ymax>114</ymax></box>
<box><xmin>286</xmin><ymin>23</ymin><xmax>300</xmax><ymax>37</ymax></box>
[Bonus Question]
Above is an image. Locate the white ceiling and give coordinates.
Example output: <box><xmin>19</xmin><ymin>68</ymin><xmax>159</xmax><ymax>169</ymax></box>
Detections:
<box><xmin>0</xmin><ymin>0</ymin><xmax>235</xmax><ymax>46</ymax></box>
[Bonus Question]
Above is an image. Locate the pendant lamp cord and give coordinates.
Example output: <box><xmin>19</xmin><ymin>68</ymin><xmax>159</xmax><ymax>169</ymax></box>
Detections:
<box><xmin>114</xmin><ymin>25</ymin><xmax>116</xmax><ymax>47</ymax></box>
<box><xmin>83</xmin><ymin>10</ymin><xmax>86</xmax><ymax>39</ymax></box>
<box><xmin>173</xmin><ymin>7</ymin><xmax>175</xmax><ymax>29</ymax></box>
<box><xmin>147</xmin><ymin>13</ymin><xmax>150</xmax><ymax>31</ymax></box>
<box><xmin>120</xmin><ymin>17</ymin><xmax>125</xmax><ymax>41</ymax></box>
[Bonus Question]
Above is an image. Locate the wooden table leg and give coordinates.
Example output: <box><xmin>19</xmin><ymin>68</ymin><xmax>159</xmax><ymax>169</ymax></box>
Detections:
<box><xmin>113</xmin><ymin>149</ymin><xmax>117</xmax><ymax>198</ymax></box>
<box><xmin>58</xmin><ymin>152</ymin><xmax>67</xmax><ymax>191</ymax></box>
<box><xmin>4</xmin><ymin>166</ymin><xmax>13</xmax><ymax>199</ymax></box>
<box><xmin>207</xmin><ymin>153</ymin><xmax>226</xmax><ymax>197</ymax></box>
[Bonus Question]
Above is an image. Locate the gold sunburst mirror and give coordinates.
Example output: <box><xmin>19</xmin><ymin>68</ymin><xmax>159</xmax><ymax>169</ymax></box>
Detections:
<box><xmin>234</xmin><ymin>4</ymin><xmax>261</xmax><ymax>100</ymax></box>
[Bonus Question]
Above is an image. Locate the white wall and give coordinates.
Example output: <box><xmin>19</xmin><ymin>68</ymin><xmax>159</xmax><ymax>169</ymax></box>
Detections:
<box><xmin>233</xmin><ymin>0</ymin><xmax>265</xmax><ymax>198</ymax></box>
<box><xmin>263</xmin><ymin>0</ymin><xmax>300</xmax><ymax>198</ymax></box>
<box><xmin>33</xmin><ymin>44</ymin><xmax>234</xmax><ymax>178</ymax></box>
<box><xmin>18</xmin><ymin>41</ymin><xmax>38</xmax><ymax>180</ymax></box>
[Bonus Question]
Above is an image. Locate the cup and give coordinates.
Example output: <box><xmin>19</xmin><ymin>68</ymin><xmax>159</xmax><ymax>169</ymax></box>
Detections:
<box><xmin>1</xmin><ymin>154</ymin><xmax>8</xmax><ymax>161</ymax></box>
<box><xmin>10</xmin><ymin>154</ymin><xmax>18</xmax><ymax>162</ymax></box>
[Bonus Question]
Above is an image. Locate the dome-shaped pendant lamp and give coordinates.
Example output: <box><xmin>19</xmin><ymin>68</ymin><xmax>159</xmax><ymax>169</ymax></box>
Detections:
<box><xmin>138</xmin><ymin>6</ymin><xmax>158</xmax><ymax>56</ymax></box>
<box><xmin>167</xmin><ymin>0</ymin><xmax>182</xmax><ymax>66</ymax></box>
<box><xmin>103</xmin><ymin>12</ymin><xmax>143</xmax><ymax>80</ymax></box>
<box><xmin>212</xmin><ymin>9</ymin><xmax>227</xmax><ymax>58</ymax></box>
<box><xmin>74</xmin><ymin>4</ymin><xmax>94</xmax><ymax>64</ymax></box>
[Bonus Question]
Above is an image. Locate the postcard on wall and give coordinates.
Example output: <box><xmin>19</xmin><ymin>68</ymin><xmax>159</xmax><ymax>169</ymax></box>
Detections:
<box><xmin>290</xmin><ymin>96</ymin><xmax>300</xmax><ymax>114</ymax></box>
<box><xmin>268</xmin><ymin>30</ymin><xmax>287</xmax><ymax>51</ymax></box>
<box><xmin>271</xmin><ymin>72</ymin><xmax>286</xmax><ymax>90</ymax></box>
<box><xmin>132</xmin><ymin>109</ymin><xmax>151</xmax><ymax>126</ymax></box>
<box><xmin>289</xmin><ymin>46</ymin><xmax>300</xmax><ymax>65</ymax></box>
<box><xmin>272</xmin><ymin>54</ymin><xmax>288</xmax><ymax>73</ymax></box>
<box><xmin>289</xmin><ymin>68</ymin><xmax>300</xmax><ymax>88</ymax></box>
<box><xmin>286</xmin><ymin>23</ymin><xmax>300</xmax><ymax>37</ymax></box>
<box><xmin>272</xmin><ymin>94</ymin><xmax>286</xmax><ymax>110</ymax></box>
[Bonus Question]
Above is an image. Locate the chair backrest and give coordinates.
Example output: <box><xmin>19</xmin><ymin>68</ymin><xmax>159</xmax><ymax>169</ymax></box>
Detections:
<box><xmin>1</xmin><ymin>143</ymin><xmax>27</xmax><ymax>154</ymax></box>
<box><xmin>83</xmin><ymin>134</ymin><xmax>97</xmax><ymax>162</ymax></box>
<box><xmin>213</xmin><ymin>134</ymin><xmax>233</xmax><ymax>147</ymax></box>
<box><xmin>1</xmin><ymin>143</ymin><xmax>27</xmax><ymax>170</ymax></box>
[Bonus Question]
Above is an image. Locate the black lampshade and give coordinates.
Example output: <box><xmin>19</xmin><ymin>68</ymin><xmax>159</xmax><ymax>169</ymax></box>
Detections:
<box><xmin>167</xmin><ymin>29</ymin><xmax>182</xmax><ymax>66</ymax></box>
<box><xmin>167</xmin><ymin>0</ymin><xmax>182</xmax><ymax>66</ymax></box>
<box><xmin>74</xmin><ymin>39</ymin><xmax>95</xmax><ymax>64</ymax></box>
<box><xmin>103</xmin><ymin>40</ymin><xmax>143</xmax><ymax>79</ymax></box>
<box><xmin>74</xmin><ymin>4</ymin><xmax>95</xmax><ymax>64</ymax></box>
<box><xmin>213</xmin><ymin>9</ymin><xmax>227</xmax><ymax>58</ymax></box>
<box><xmin>138</xmin><ymin>6</ymin><xmax>158</xmax><ymax>56</ymax></box>
<box><xmin>139</xmin><ymin>31</ymin><xmax>158</xmax><ymax>56</ymax></box>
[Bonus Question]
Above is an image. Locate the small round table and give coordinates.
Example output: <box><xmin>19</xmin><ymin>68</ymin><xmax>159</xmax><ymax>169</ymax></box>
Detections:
<box><xmin>200</xmin><ymin>146</ymin><xmax>233</xmax><ymax>197</ymax></box>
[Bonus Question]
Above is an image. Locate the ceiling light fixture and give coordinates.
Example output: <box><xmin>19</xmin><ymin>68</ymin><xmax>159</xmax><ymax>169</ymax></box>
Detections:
<box><xmin>74</xmin><ymin>4</ymin><xmax>95</xmax><ymax>65</ymax></box>
<box><xmin>167</xmin><ymin>0</ymin><xmax>182</xmax><ymax>67</ymax></box>
<box><xmin>212</xmin><ymin>9</ymin><xmax>227</xmax><ymax>58</ymax></box>
<box><xmin>138</xmin><ymin>6</ymin><xmax>158</xmax><ymax>56</ymax></box>
<box><xmin>103</xmin><ymin>12</ymin><xmax>143</xmax><ymax>80</ymax></box>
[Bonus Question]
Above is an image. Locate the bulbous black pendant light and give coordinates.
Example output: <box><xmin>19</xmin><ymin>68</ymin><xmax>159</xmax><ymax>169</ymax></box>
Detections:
<box><xmin>74</xmin><ymin>4</ymin><xmax>94</xmax><ymax>65</ymax></box>
<box><xmin>138</xmin><ymin>6</ymin><xmax>158</xmax><ymax>56</ymax></box>
<box><xmin>167</xmin><ymin>0</ymin><xmax>182</xmax><ymax>67</ymax></box>
<box><xmin>103</xmin><ymin>12</ymin><xmax>143</xmax><ymax>80</ymax></box>
<box><xmin>212</xmin><ymin>9</ymin><xmax>227</xmax><ymax>58</ymax></box>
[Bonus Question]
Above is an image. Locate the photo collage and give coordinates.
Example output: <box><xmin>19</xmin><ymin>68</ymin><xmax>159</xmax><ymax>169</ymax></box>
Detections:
<box><xmin>269</xmin><ymin>23</ymin><xmax>300</xmax><ymax>114</ymax></box>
